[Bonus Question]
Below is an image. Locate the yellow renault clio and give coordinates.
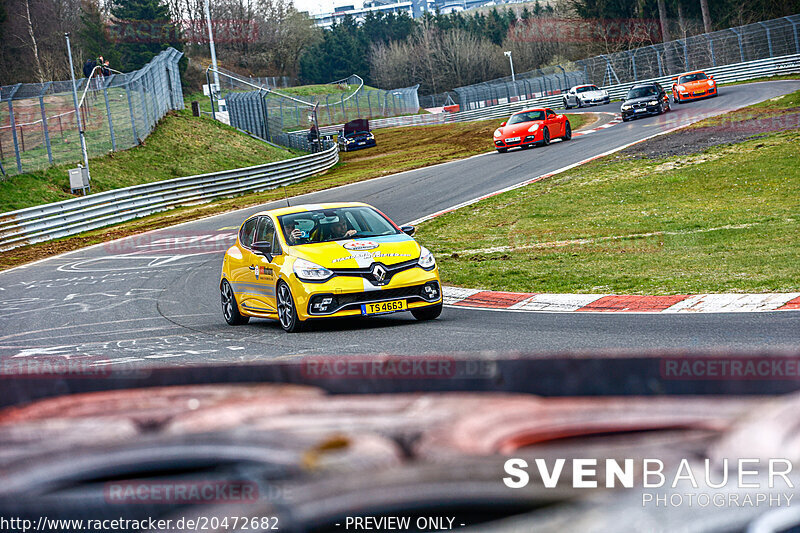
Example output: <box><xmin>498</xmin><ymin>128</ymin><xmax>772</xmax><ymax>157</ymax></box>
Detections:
<box><xmin>220</xmin><ymin>202</ymin><xmax>443</xmax><ymax>332</ymax></box>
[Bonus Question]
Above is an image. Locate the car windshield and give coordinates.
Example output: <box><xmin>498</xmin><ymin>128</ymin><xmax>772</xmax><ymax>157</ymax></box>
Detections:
<box><xmin>507</xmin><ymin>110</ymin><xmax>545</xmax><ymax>124</ymax></box>
<box><xmin>576</xmin><ymin>85</ymin><xmax>598</xmax><ymax>93</ymax></box>
<box><xmin>627</xmin><ymin>86</ymin><xmax>657</xmax><ymax>99</ymax></box>
<box><xmin>679</xmin><ymin>73</ymin><xmax>708</xmax><ymax>83</ymax></box>
<box><xmin>279</xmin><ymin>206</ymin><xmax>400</xmax><ymax>245</ymax></box>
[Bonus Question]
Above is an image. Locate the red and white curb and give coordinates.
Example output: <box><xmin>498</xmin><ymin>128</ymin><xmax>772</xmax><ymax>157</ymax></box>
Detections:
<box><xmin>572</xmin><ymin>113</ymin><xmax>623</xmax><ymax>137</ymax></box>
<box><xmin>443</xmin><ymin>287</ymin><xmax>800</xmax><ymax>313</ymax></box>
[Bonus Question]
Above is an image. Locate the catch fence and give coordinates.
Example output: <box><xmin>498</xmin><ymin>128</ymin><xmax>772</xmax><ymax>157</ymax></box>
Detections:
<box><xmin>209</xmin><ymin>69</ymin><xmax>420</xmax><ymax>150</ymax></box>
<box><xmin>0</xmin><ymin>48</ymin><xmax>184</xmax><ymax>177</ymax></box>
<box><xmin>455</xmin><ymin>14</ymin><xmax>800</xmax><ymax>110</ymax></box>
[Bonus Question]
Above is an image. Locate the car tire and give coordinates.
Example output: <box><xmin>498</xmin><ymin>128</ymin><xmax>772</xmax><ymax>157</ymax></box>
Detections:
<box><xmin>562</xmin><ymin>121</ymin><xmax>572</xmax><ymax>140</ymax></box>
<box><xmin>276</xmin><ymin>281</ymin><xmax>304</xmax><ymax>333</ymax></box>
<box><xmin>563</xmin><ymin>99</ymin><xmax>571</xmax><ymax>110</ymax></box>
<box><xmin>496</xmin><ymin>148</ymin><xmax>508</xmax><ymax>153</ymax></box>
<box><xmin>622</xmin><ymin>116</ymin><xmax>630</xmax><ymax>122</ymax></box>
<box><xmin>221</xmin><ymin>280</ymin><xmax>249</xmax><ymax>326</ymax></box>
<box><xmin>411</xmin><ymin>302</ymin><xmax>442</xmax><ymax>321</ymax></box>
<box><xmin>658</xmin><ymin>103</ymin><xmax>665</xmax><ymax>114</ymax></box>
<box><xmin>542</xmin><ymin>128</ymin><xmax>550</xmax><ymax>146</ymax></box>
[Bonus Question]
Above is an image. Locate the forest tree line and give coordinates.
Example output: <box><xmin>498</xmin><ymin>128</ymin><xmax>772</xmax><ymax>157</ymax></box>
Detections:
<box><xmin>1</xmin><ymin>0</ymin><xmax>797</xmax><ymax>92</ymax></box>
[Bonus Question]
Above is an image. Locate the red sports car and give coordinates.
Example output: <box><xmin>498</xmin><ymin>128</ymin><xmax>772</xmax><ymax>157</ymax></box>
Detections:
<box><xmin>672</xmin><ymin>70</ymin><xmax>718</xmax><ymax>103</ymax></box>
<box><xmin>493</xmin><ymin>108</ymin><xmax>571</xmax><ymax>153</ymax></box>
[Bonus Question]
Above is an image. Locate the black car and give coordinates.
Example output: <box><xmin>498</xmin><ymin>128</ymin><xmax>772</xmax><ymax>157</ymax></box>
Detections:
<box><xmin>337</xmin><ymin>118</ymin><xmax>376</xmax><ymax>152</ymax></box>
<box><xmin>620</xmin><ymin>82</ymin><xmax>670</xmax><ymax>121</ymax></box>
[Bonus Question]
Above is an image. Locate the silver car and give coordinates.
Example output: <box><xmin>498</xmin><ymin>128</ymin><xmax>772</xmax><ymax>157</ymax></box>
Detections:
<box><xmin>563</xmin><ymin>84</ymin><xmax>610</xmax><ymax>109</ymax></box>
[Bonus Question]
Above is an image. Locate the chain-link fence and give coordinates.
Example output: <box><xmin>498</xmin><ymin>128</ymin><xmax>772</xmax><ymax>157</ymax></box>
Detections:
<box><xmin>576</xmin><ymin>15</ymin><xmax>800</xmax><ymax>88</ymax></box>
<box><xmin>0</xmin><ymin>48</ymin><xmax>184</xmax><ymax>178</ymax></box>
<box><xmin>455</xmin><ymin>65</ymin><xmax>587</xmax><ymax>111</ymax></box>
<box><xmin>209</xmin><ymin>68</ymin><xmax>420</xmax><ymax>151</ymax></box>
<box><xmin>455</xmin><ymin>14</ymin><xmax>800</xmax><ymax>111</ymax></box>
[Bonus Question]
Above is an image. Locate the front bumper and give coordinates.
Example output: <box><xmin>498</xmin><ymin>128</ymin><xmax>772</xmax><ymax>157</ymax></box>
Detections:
<box><xmin>676</xmin><ymin>86</ymin><xmax>717</xmax><ymax>100</ymax></box>
<box><xmin>582</xmin><ymin>97</ymin><xmax>610</xmax><ymax>106</ymax></box>
<box><xmin>291</xmin><ymin>266</ymin><xmax>442</xmax><ymax>321</ymax></box>
<box><xmin>340</xmin><ymin>138</ymin><xmax>377</xmax><ymax>152</ymax></box>
<box><xmin>621</xmin><ymin>105</ymin><xmax>661</xmax><ymax>119</ymax></box>
<box><xmin>494</xmin><ymin>131</ymin><xmax>542</xmax><ymax>149</ymax></box>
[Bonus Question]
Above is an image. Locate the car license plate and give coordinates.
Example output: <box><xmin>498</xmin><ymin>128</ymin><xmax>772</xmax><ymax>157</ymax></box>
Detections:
<box><xmin>506</xmin><ymin>137</ymin><xmax>520</xmax><ymax>143</ymax></box>
<box><xmin>694</xmin><ymin>91</ymin><xmax>703</xmax><ymax>95</ymax></box>
<box><xmin>358</xmin><ymin>142</ymin><xmax>365</xmax><ymax>145</ymax></box>
<box><xmin>361</xmin><ymin>299</ymin><xmax>407</xmax><ymax>315</ymax></box>
<box><xmin>635</xmin><ymin>108</ymin><xmax>646</xmax><ymax>113</ymax></box>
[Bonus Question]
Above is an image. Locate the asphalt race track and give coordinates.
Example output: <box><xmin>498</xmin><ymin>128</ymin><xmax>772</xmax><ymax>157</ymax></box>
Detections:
<box><xmin>1</xmin><ymin>81</ymin><xmax>799</xmax><ymax>366</ymax></box>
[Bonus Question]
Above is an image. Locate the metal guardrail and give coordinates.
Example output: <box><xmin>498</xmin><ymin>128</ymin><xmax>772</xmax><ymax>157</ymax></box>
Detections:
<box><xmin>297</xmin><ymin>53</ymin><xmax>800</xmax><ymax>138</ymax></box>
<box><xmin>0</xmin><ymin>144</ymin><xmax>338</xmax><ymax>251</ymax></box>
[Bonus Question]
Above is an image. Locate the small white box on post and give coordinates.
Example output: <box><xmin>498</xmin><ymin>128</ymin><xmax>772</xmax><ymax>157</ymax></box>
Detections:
<box><xmin>69</xmin><ymin>166</ymin><xmax>90</xmax><ymax>195</ymax></box>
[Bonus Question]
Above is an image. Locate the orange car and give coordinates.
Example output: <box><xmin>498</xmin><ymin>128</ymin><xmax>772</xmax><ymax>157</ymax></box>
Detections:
<box><xmin>493</xmin><ymin>108</ymin><xmax>571</xmax><ymax>153</ymax></box>
<box><xmin>671</xmin><ymin>71</ymin><xmax>718</xmax><ymax>103</ymax></box>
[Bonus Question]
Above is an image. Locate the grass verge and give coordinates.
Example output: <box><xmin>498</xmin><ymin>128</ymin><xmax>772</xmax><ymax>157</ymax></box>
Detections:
<box><xmin>0</xmin><ymin>113</ymin><xmax>591</xmax><ymax>270</ymax></box>
<box><xmin>415</xmin><ymin>92</ymin><xmax>800</xmax><ymax>294</ymax></box>
<box><xmin>0</xmin><ymin>110</ymin><xmax>295</xmax><ymax>213</ymax></box>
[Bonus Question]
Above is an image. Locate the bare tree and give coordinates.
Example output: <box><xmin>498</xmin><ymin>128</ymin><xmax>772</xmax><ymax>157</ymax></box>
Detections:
<box><xmin>700</xmin><ymin>0</ymin><xmax>712</xmax><ymax>33</ymax></box>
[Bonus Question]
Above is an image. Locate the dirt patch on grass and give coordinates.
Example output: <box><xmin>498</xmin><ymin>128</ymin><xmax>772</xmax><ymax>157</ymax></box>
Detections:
<box><xmin>624</xmin><ymin>106</ymin><xmax>800</xmax><ymax>159</ymax></box>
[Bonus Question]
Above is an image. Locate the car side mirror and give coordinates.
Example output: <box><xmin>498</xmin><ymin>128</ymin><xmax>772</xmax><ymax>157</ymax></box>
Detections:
<box><xmin>401</xmin><ymin>225</ymin><xmax>416</xmax><ymax>236</ymax></box>
<box><xmin>500</xmin><ymin>121</ymin><xmax>506</xmax><ymax>127</ymax></box>
<box><xmin>709</xmin><ymin>75</ymin><xmax>714</xmax><ymax>80</ymax></box>
<box><xmin>251</xmin><ymin>241</ymin><xmax>273</xmax><ymax>261</ymax></box>
<box><xmin>672</xmin><ymin>77</ymin><xmax>678</xmax><ymax>82</ymax></box>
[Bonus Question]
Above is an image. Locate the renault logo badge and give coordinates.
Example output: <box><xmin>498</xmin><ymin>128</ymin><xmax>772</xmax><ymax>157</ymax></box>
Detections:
<box><xmin>372</xmin><ymin>264</ymin><xmax>387</xmax><ymax>282</ymax></box>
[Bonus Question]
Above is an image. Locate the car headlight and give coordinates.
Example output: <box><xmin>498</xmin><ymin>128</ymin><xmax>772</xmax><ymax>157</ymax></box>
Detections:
<box><xmin>621</xmin><ymin>104</ymin><xmax>631</xmax><ymax>110</ymax></box>
<box><xmin>418</xmin><ymin>246</ymin><xmax>436</xmax><ymax>270</ymax></box>
<box><xmin>293</xmin><ymin>258</ymin><xmax>333</xmax><ymax>281</ymax></box>
<box><xmin>708</xmin><ymin>80</ymin><xmax>715</xmax><ymax>86</ymax></box>
<box><xmin>648</xmin><ymin>100</ymin><xmax>658</xmax><ymax>106</ymax></box>
<box><xmin>528</xmin><ymin>124</ymin><xmax>539</xmax><ymax>132</ymax></box>
<box><xmin>676</xmin><ymin>85</ymin><xmax>686</xmax><ymax>92</ymax></box>
<box><xmin>494</xmin><ymin>129</ymin><xmax>502</xmax><ymax>137</ymax></box>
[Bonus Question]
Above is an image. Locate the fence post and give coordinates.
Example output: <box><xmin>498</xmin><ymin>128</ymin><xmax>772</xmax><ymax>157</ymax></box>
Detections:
<box><xmin>38</xmin><ymin>82</ymin><xmax>53</xmax><ymax>165</ymax></box>
<box><xmin>102</xmin><ymin>77</ymin><xmax>116</xmax><ymax>151</ymax></box>
<box><xmin>366</xmin><ymin>91</ymin><xmax>371</xmax><ymax>117</ymax></box>
<box><xmin>705</xmin><ymin>35</ymin><xmax>716</xmax><ymax>66</ymax></box>
<box><xmin>626</xmin><ymin>51</ymin><xmax>637</xmax><ymax>80</ymax></box>
<box><xmin>125</xmin><ymin>80</ymin><xmax>139</xmax><ymax>142</ymax></box>
<box><xmin>6</xmin><ymin>84</ymin><xmax>22</xmax><ymax>173</ymax></box>
<box><xmin>139</xmin><ymin>79</ymin><xmax>151</xmax><ymax>133</ymax></box>
<box><xmin>682</xmin><ymin>39</ymin><xmax>689</xmax><ymax>70</ymax></box>
<box><xmin>555</xmin><ymin>64</ymin><xmax>568</xmax><ymax>90</ymax></box>
<box><xmin>786</xmin><ymin>17</ymin><xmax>800</xmax><ymax>54</ymax></box>
<box><xmin>731</xmin><ymin>28</ymin><xmax>746</xmax><ymax>62</ymax></box>
<box><xmin>650</xmin><ymin>46</ymin><xmax>664</xmax><ymax>76</ymax></box>
<box><xmin>757</xmin><ymin>22</ymin><xmax>774</xmax><ymax>57</ymax></box>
